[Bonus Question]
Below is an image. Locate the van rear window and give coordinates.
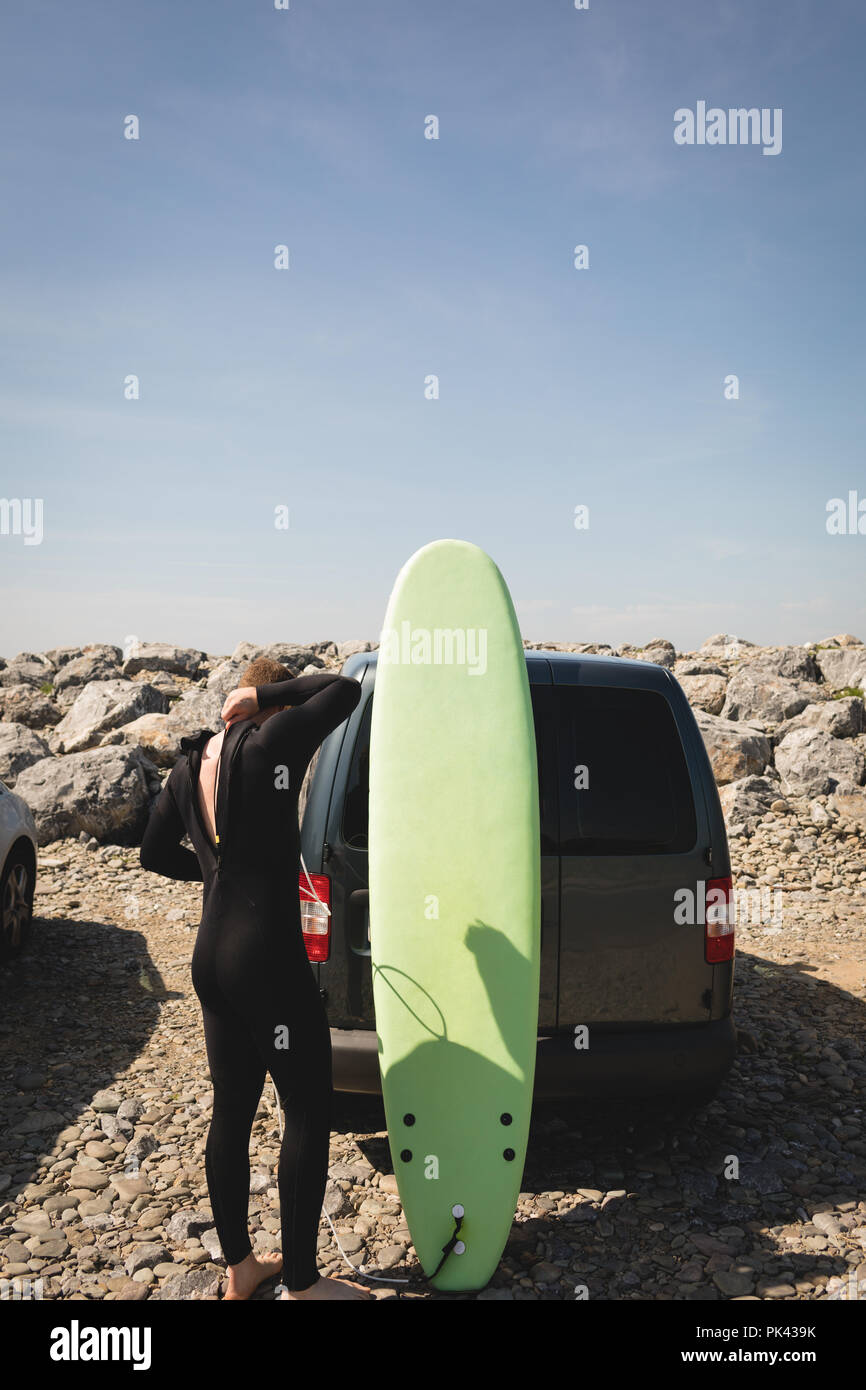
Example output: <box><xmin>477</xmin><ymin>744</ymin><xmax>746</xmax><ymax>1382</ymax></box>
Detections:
<box><xmin>340</xmin><ymin>683</ymin><xmax>697</xmax><ymax>857</ymax></box>
<box><xmin>556</xmin><ymin>685</ymin><xmax>697</xmax><ymax>854</ymax></box>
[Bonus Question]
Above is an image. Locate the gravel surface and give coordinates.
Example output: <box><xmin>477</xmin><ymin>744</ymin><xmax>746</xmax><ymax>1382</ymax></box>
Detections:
<box><xmin>1</xmin><ymin>820</ymin><xmax>864</xmax><ymax>1302</ymax></box>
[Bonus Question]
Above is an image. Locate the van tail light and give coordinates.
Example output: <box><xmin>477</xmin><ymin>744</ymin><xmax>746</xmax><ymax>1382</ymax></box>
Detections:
<box><xmin>705</xmin><ymin>875</ymin><xmax>734</xmax><ymax>963</ymax></box>
<box><xmin>299</xmin><ymin>872</ymin><xmax>331</xmax><ymax>962</ymax></box>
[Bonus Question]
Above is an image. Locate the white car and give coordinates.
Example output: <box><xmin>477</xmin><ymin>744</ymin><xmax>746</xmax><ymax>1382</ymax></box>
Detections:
<box><xmin>0</xmin><ymin>778</ymin><xmax>37</xmax><ymax>963</ymax></box>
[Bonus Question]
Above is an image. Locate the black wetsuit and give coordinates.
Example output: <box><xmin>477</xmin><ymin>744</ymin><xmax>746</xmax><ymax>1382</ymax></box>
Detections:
<box><xmin>139</xmin><ymin>671</ymin><xmax>361</xmax><ymax>1290</ymax></box>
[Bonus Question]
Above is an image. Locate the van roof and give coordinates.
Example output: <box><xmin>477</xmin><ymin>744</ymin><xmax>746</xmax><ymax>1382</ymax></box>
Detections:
<box><xmin>346</xmin><ymin>647</ymin><xmax>675</xmax><ymax>688</ymax></box>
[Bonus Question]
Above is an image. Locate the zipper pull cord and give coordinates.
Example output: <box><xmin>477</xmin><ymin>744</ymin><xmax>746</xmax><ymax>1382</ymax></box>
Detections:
<box><xmin>213</xmin><ymin>740</ymin><xmax>223</xmax><ymax>854</ymax></box>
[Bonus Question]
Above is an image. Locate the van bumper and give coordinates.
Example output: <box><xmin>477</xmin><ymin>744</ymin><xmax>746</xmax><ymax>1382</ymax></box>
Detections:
<box><xmin>330</xmin><ymin>1017</ymin><xmax>737</xmax><ymax>1099</ymax></box>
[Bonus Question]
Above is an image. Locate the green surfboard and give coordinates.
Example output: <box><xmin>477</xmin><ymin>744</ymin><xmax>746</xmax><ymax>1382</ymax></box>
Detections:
<box><xmin>368</xmin><ymin>539</ymin><xmax>541</xmax><ymax>1291</ymax></box>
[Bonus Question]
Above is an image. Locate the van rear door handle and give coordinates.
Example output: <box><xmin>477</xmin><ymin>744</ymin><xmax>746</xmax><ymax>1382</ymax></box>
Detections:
<box><xmin>348</xmin><ymin>889</ymin><xmax>370</xmax><ymax>954</ymax></box>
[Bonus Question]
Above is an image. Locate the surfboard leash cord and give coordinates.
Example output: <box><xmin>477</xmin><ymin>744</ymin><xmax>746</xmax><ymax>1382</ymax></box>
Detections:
<box><xmin>429</xmin><ymin>1209</ymin><xmax>464</xmax><ymax>1280</ymax></box>
<box><xmin>270</xmin><ymin>1088</ymin><xmax>410</xmax><ymax>1292</ymax></box>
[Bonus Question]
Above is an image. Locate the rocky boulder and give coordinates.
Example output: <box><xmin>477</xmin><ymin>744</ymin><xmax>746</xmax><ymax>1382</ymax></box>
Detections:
<box><xmin>678</xmin><ymin>673</ymin><xmax>728</xmax><ymax>715</ymax></box>
<box><xmin>740</xmin><ymin>646</ymin><xmax>823</xmax><ymax>683</ymax></box>
<box><xmin>722</xmin><ymin>668</ymin><xmax>813</xmax><ymax>724</ymax></box>
<box><xmin>674</xmin><ymin>660</ymin><xmax>726</xmax><ymax>677</ymax></box>
<box><xmin>828</xmin><ymin>788</ymin><xmax>866</xmax><ymax>828</ymax></box>
<box><xmin>205</xmin><ymin>661</ymin><xmax>247</xmax><ymax>698</ymax></box>
<box><xmin>121</xmin><ymin>643</ymin><xmax>206</xmax><ymax>679</ymax></box>
<box><xmin>312</xmin><ymin>640</ymin><xmax>339</xmax><ymax>661</ymax></box>
<box><xmin>104</xmin><ymin>690</ymin><xmax>226</xmax><ymax>765</ymax></box>
<box><xmin>718</xmin><ymin>776</ymin><xmax>781</xmax><ymax>832</ymax></box>
<box><xmin>0</xmin><ymin>723</ymin><xmax>51</xmax><ymax>785</ymax></box>
<box><xmin>774</xmin><ymin>696</ymin><xmax>865</xmax><ymax>744</ymax></box>
<box><xmin>699</xmin><ymin>634</ymin><xmax>758</xmax><ymax>660</ymax></box>
<box><xmin>0</xmin><ymin>653</ymin><xmax>56</xmax><ymax>688</ymax></box>
<box><xmin>162</xmin><ymin>687</ymin><xmax>224</xmax><ymax>739</ymax></box>
<box><xmin>0</xmin><ymin>685</ymin><xmax>62</xmax><ymax>728</ymax></box>
<box><xmin>694</xmin><ymin>711</ymin><xmax>772</xmax><ymax>784</ymax></box>
<box><xmin>13</xmin><ymin>745</ymin><xmax>162</xmax><ymax>844</ymax></box>
<box><xmin>229</xmin><ymin>642</ymin><xmax>324</xmax><ymax>674</ymax></box>
<box><xmin>814</xmin><ymin>646</ymin><xmax>866</xmax><ymax>692</ymax></box>
<box><xmin>99</xmin><ymin>715</ymin><xmax>178</xmax><ymax>768</ymax></box>
<box><xmin>337</xmin><ymin>640</ymin><xmax>375</xmax><ymax>660</ymax></box>
<box><xmin>635</xmin><ymin>638</ymin><xmax>677</xmax><ymax>668</ymax></box>
<box><xmin>53</xmin><ymin>680</ymin><xmax>169</xmax><ymax>754</ymax></box>
<box><xmin>774</xmin><ymin>727</ymin><xmax>866</xmax><ymax>798</ymax></box>
<box><xmin>53</xmin><ymin>653</ymin><xmax>123</xmax><ymax>694</ymax></box>
<box><xmin>42</xmin><ymin>646</ymin><xmax>85</xmax><ymax>667</ymax></box>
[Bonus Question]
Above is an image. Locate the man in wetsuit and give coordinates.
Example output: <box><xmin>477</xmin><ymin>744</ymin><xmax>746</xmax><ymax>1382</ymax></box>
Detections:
<box><xmin>140</xmin><ymin>658</ymin><xmax>370</xmax><ymax>1301</ymax></box>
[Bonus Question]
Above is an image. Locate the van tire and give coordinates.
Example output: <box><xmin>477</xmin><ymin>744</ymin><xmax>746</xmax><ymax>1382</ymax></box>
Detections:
<box><xmin>0</xmin><ymin>847</ymin><xmax>35</xmax><ymax>964</ymax></box>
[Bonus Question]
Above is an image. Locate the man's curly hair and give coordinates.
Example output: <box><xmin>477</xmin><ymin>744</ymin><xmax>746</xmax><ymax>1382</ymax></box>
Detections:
<box><xmin>240</xmin><ymin>658</ymin><xmax>291</xmax><ymax>686</ymax></box>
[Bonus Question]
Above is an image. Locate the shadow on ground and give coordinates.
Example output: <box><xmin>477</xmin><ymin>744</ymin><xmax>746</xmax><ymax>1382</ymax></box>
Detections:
<box><xmin>0</xmin><ymin>910</ymin><xmax>169</xmax><ymax>1208</ymax></box>
<box><xmin>332</xmin><ymin>949</ymin><xmax>866</xmax><ymax>1300</ymax></box>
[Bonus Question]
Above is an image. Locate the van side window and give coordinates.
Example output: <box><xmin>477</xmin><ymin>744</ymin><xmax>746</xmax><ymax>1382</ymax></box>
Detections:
<box><xmin>557</xmin><ymin>685</ymin><xmax>697</xmax><ymax>854</ymax></box>
<box><xmin>342</xmin><ymin>695</ymin><xmax>373</xmax><ymax>849</ymax></box>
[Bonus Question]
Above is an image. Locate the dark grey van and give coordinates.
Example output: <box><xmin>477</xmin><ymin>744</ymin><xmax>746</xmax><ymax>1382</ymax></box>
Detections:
<box><xmin>296</xmin><ymin>650</ymin><xmax>737</xmax><ymax>1103</ymax></box>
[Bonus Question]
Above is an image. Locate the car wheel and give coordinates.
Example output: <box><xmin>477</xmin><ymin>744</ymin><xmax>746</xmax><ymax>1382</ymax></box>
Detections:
<box><xmin>0</xmin><ymin>851</ymin><xmax>35</xmax><ymax>963</ymax></box>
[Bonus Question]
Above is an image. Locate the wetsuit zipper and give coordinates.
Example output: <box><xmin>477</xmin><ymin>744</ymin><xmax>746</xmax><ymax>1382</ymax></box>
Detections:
<box><xmin>189</xmin><ymin>724</ymin><xmax>253</xmax><ymax>874</ymax></box>
<box><xmin>214</xmin><ymin>724</ymin><xmax>253</xmax><ymax>874</ymax></box>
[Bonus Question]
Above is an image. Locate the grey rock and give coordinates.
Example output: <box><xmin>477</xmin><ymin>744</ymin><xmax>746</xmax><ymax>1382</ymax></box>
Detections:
<box><xmin>43</xmin><ymin>646</ymin><xmax>85</xmax><ymax>667</ymax></box>
<box><xmin>116</xmin><ymin>1098</ymin><xmax>146</xmax><ymax>1123</ymax></box>
<box><xmin>0</xmin><ymin>722</ymin><xmax>51</xmax><ymax>784</ymax></box>
<box><xmin>100</xmin><ymin>1114</ymin><xmax>134</xmax><ymax>1141</ymax></box>
<box><xmin>694</xmin><ymin>711</ymin><xmax>772</xmax><ymax>785</ymax></box>
<box><xmin>775</xmin><ymin>697</ymin><xmax>865</xmax><ymax>743</ymax></box>
<box><xmin>30</xmin><ymin>1234</ymin><xmax>70</xmax><ymax>1259</ymax></box>
<box><xmin>0</xmin><ymin>685</ymin><xmax>61</xmax><ymax>728</ymax></box>
<box><xmin>722</xmin><ymin>669</ymin><xmax>813</xmax><ymax>724</ymax></box>
<box><xmin>54</xmin><ymin>680</ymin><xmax>169</xmax><ymax>754</ymax></box>
<box><xmin>162</xmin><ymin>688</ymin><xmax>225</xmax><ymax>741</ymax></box>
<box><xmin>815</xmin><ymin>647</ymin><xmax>866</xmax><ymax>692</ymax></box>
<box><xmin>14</xmin><ymin>744</ymin><xmax>161</xmax><ymax>844</ymax></box>
<box><xmin>121</xmin><ymin>643</ymin><xmax>206</xmax><ymax>679</ymax></box>
<box><xmin>165</xmin><ymin>1209</ymin><xmax>214</xmax><ymax>1244</ymax></box>
<box><xmin>53</xmin><ymin>654</ymin><xmax>123</xmax><ymax>694</ymax></box>
<box><xmin>323</xmin><ymin>1182</ymin><xmax>353</xmax><ymax>1218</ymax></box>
<box><xmin>637</xmin><ymin>639</ymin><xmax>677</xmax><ymax>668</ymax></box>
<box><xmin>337</xmin><ymin>640</ymin><xmax>375</xmax><ymax>660</ymax></box>
<box><xmin>150</xmin><ymin>1267</ymin><xmax>221</xmax><ymax>1300</ymax></box>
<box><xmin>110</xmin><ymin>1175</ymin><xmax>154</xmax><ymax>1202</ymax></box>
<box><xmin>829</xmin><ymin>789</ymin><xmax>866</xmax><ymax>827</ymax></box>
<box><xmin>91</xmin><ymin>1089</ymin><xmax>122</xmax><ymax>1112</ymax></box>
<box><xmin>811</xmin><ymin>1211</ymin><xmax>842</xmax><ymax>1236</ymax></box>
<box><xmin>679</xmin><ymin>674</ymin><xmax>728</xmax><ymax>715</ymax></box>
<box><xmin>67</xmin><ymin>1168</ymin><xmax>109</xmax><ymax>1191</ymax></box>
<box><xmin>125</xmin><ymin>1133</ymin><xmax>159</xmax><ymax>1165</ymax></box>
<box><xmin>675</xmin><ymin>660</ymin><xmax>726</xmax><ymax>677</ymax></box>
<box><xmin>204</xmin><ymin>661</ymin><xmax>246</xmax><ymax>699</ymax></box>
<box><xmin>718</xmin><ymin>776</ymin><xmax>780</xmax><ymax>830</ymax></box>
<box><xmin>699</xmin><ymin>634</ymin><xmax>758</xmax><ymax>659</ymax></box>
<box><xmin>0</xmin><ymin>653</ymin><xmax>56</xmax><ymax>688</ymax></box>
<box><xmin>198</xmin><ymin>1227</ymin><xmax>223</xmax><ymax>1260</ymax></box>
<box><xmin>375</xmin><ymin>1244</ymin><xmax>406</xmax><ymax>1270</ymax></box>
<box><xmin>775</xmin><ymin>727</ymin><xmax>865</xmax><ymax>797</ymax></box>
<box><xmin>125</xmin><ymin>1242</ymin><xmax>171</xmax><ymax>1275</ymax></box>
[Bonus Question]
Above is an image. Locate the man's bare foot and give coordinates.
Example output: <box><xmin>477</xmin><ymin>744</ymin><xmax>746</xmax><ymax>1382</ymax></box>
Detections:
<box><xmin>223</xmin><ymin>1251</ymin><xmax>283</xmax><ymax>1300</ymax></box>
<box><xmin>279</xmin><ymin>1274</ymin><xmax>373</xmax><ymax>1300</ymax></box>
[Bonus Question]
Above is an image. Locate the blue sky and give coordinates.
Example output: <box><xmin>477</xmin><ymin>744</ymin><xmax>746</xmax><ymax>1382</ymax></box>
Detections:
<box><xmin>2</xmin><ymin>0</ymin><xmax>864</xmax><ymax>657</ymax></box>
